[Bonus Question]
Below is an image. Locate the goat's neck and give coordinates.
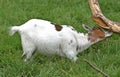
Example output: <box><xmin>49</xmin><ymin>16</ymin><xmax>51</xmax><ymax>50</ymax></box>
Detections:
<box><xmin>77</xmin><ymin>33</ymin><xmax>94</xmax><ymax>52</ymax></box>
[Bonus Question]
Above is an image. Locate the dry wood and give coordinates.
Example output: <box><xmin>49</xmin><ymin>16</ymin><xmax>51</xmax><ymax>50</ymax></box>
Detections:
<box><xmin>83</xmin><ymin>59</ymin><xmax>110</xmax><ymax>77</ymax></box>
<box><xmin>88</xmin><ymin>0</ymin><xmax>120</xmax><ymax>33</ymax></box>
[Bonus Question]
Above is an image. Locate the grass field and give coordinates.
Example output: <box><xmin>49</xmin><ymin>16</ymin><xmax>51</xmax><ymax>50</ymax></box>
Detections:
<box><xmin>0</xmin><ymin>0</ymin><xmax>120</xmax><ymax>77</ymax></box>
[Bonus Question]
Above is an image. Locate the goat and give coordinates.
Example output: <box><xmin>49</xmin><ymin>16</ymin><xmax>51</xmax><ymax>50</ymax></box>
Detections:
<box><xmin>9</xmin><ymin>19</ymin><xmax>112</xmax><ymax>62</ymax></box>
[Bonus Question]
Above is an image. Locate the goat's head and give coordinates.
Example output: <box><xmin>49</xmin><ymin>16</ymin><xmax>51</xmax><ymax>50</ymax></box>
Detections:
<box><xmin>82</xmin><ymin>24</ymin><xmax>112</xmax><ymax>42</ymax></box>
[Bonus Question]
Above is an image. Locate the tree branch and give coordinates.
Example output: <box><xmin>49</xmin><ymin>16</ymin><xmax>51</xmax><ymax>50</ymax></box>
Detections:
<box><xmin>88</xmin><ymin>0</ymin><xmax>120</xmax><ymax>33</ymax></box>
<box><xmin>83</xmin><ymin>59</ymin><xmax>110</xmax><ymax>77</ymax></box>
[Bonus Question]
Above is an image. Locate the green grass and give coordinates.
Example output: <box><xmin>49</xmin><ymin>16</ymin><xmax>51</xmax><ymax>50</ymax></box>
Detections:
<box><xmin>0</xmin><ymin>0</ymin><xmax>120</xmax><ymax>77</ymax></box>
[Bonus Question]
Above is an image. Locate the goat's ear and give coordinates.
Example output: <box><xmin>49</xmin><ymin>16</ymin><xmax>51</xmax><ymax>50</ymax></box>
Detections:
<box><xmin>82</xmin><ymin>24</ymin><xmax>92</xmax><ymax>32</ymax></box>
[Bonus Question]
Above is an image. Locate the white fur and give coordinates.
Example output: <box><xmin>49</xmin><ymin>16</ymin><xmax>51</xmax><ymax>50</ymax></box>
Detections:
<box><xmin>9</xmin><ymin>19</ymin><xmax>112</xmax><ymax>62</ymax></box>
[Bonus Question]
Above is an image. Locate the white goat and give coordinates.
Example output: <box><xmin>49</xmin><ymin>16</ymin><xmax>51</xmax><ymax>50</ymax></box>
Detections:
<box><xmin>9</xmin><ymin>19</ymin><xmax>112</xmax><ymax>62</ymax></box>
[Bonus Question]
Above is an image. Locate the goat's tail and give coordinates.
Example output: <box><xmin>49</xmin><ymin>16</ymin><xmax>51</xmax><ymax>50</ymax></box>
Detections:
<box><xmin>9</xmin><ymin>26</ymin><xmax>20</xmax><ymax>36</ymax></box>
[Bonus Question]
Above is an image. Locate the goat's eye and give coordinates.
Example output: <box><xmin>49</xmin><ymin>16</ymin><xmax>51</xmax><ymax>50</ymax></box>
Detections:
<box><xmin>88</xmin><ymin>33</ymin><xmax>92</xmax><ymax>36</ymax></box>
<box><xmin>99</xmin><ymin>36</ymin><xmax>104</xmax><ymax>38</ymax></box>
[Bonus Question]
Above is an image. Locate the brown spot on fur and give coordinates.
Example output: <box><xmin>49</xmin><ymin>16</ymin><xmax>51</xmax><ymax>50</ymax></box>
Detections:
<box><xmin>68</xmin><ymin>40</ymin><xmax>73</xmax><ymax>45</ymax></box>
<box><xmin>55</xmin><ymin>25</ymin><xmax>62</xmax><ymax>31</ymax></box>
<box><xmin>34</xmin><ymin>24</ymin><xmax>37</xmax><ymax>27</ymax></box>
<box><xmin>51</xmin><ymin>23</ymin><xmax>62</xmax><ymax>31</ymax></box>
<box><xmin>70</xmin><ymin>40</ymin><xmax>73</xmax><ymax>43</ymax></box>
<box><xmin>59</xmin><ymin>44</ymin><xmax>62</xmax><ymax>51</ymax></box>
<box><xmin>76</xmin><ymin>45</ymin><xmax>79</xmax><ymax>51</ymax></box>
<box><xmin>88</xmin><ymin>28</ymin><xmax>105</xmax><ymax>42</ymax></box>
<box><xmin>32</xmin><ymin>50</ymin><xmax>36</xmax><ymax>56</ymax></box>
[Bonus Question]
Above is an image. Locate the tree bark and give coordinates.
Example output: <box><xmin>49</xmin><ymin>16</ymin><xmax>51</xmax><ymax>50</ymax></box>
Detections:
<box><xmin>88</xmin><ymin>0</ymin><xmax>120</xmax><ymax>33</ymax></box>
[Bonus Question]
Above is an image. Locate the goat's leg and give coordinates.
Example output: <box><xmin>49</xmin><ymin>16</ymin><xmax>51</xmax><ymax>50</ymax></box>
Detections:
<box><xmin>21</xmin><ymin>35</ymin><xmax>36</xmax><ymax>61</ymax></box>
<box><xmin>22</xmin><ymin>49</ymin><xmax>36</xmax><ymax>62</ymax></box>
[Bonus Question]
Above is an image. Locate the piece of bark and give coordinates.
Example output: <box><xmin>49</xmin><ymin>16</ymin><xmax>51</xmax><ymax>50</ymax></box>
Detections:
<box><xmin>88</xmin><ymin>0</ymin><xmax>120</xmax><ymax>33</ymax></box>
